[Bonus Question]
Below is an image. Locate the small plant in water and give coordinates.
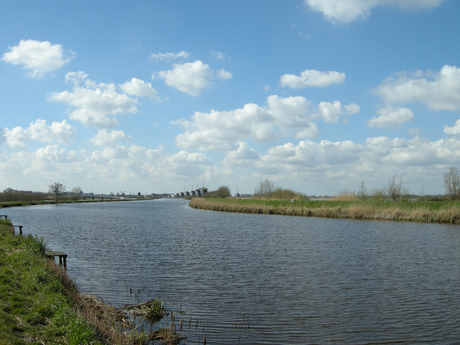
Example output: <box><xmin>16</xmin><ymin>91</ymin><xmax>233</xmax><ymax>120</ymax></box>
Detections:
<box><xmin>124</xmin><ymin>299</ymin><xmax>167</xmax><ymax>323</ymax></box>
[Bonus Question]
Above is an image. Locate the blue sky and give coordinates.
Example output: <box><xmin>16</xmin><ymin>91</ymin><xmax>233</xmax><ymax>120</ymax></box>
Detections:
<box><xmin>1</xmin><ymin>0</ymin><xmax>460</xmax><ymax>196</ymax></box>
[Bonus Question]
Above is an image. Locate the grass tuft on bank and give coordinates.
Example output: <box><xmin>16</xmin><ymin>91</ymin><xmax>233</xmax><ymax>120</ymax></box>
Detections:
<box><xmin>189</xmin><ymin>198</ymin><xmax>460</xmax><ymax>224</ymax></box>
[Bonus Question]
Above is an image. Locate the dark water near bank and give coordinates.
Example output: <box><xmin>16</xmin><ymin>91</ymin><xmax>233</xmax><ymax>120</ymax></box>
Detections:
<box><xmin>5</xmin><ymin>199</ymin><xmax>460</xmax><ymax>344</ymax></box>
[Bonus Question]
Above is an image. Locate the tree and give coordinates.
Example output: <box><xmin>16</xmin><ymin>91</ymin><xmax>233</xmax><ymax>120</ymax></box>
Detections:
<box><xmin>357</xmin><ymin>181</ymin><xmax>367</xmax><ymax>201</ymax></box>
<box><xmin>49</xmin><ymin>182</ymin><xmax>66</xmax><ymax>204</ymax></box>
<box><xmin>444</xmin><ymin>166</ymin><xmax>460</xmax><ymax>201</ymax></box>
<box><xmin>254</xmin><ymin>179</ymin><xmax>275</xmax><ymax>197</ymax></box>
<box><xmin>72</xmin><ymin>186</ymin><xmax>82</xmax><ymax>194</ymax></box>
<box><xmin>388</xmin><ymin>174</ymin><xmax>406</xmax><ymax>201</ymax></box>
<box><xmin>216</xmin><ymin>186</ymin><xmax>231</xmax><ymax>198</ymax></box>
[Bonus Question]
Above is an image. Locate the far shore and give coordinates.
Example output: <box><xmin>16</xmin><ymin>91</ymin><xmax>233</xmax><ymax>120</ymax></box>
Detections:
<box><xmin>0</xmin><ymin>196</ymin><xmax>153</xmax><ymax>209</ymax></box>
<box><xmin>188</xmin><ymin>197</ymin><xmax>460</xmax><ymax>224</ymax></box>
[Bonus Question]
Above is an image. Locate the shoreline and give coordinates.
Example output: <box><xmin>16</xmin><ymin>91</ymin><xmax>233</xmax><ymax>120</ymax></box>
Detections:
<box><xmin>189</xmin><ymin>198</ymin><xmax>460</xmax><ymax>224</ymax></box>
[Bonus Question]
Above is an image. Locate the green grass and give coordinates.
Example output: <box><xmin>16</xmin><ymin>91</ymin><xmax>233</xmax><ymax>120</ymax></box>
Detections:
<box><xmin>0</xmin><ymin>219</ymin><xmax>102</xmax><ymax>345</ymax></box>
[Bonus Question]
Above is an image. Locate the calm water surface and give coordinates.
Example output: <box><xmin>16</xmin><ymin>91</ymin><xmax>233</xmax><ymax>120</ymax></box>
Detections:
<box><xmin>5</xmin><ymin>199</ymin><xmax>460</xmax><ymax>344</ymax></box>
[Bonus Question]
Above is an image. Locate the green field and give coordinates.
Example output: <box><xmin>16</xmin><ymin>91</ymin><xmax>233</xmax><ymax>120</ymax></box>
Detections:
<box><xmin>189</xmin><ymin>198</ymin><xmax>460</xmax><ymax>224</ymax></box>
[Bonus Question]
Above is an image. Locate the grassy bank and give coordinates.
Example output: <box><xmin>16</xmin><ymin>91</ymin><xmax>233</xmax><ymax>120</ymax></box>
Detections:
<box><xmin>0</xmin><ymin>219</ymin><xmax>155</xmax><ymax>344</ymax></box>
<box><xmin>189</xmin><ymin>198</ymin><xmax>460</xmax><ymax>224</ymax></box>
<box><xmin>0</xmin><ymin>198</ymin><xmax>130</xmax><ymax>209</ymax></box>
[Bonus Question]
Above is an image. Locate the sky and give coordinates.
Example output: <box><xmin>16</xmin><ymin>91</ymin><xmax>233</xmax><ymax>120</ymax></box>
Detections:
<box><xmin>1</xmin><ymin>0</ymin><xmax>460</xmax><ymax>196</ymax></box>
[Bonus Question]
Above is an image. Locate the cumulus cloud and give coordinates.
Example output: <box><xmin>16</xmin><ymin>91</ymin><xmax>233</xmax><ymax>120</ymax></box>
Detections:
<box><xmin>2</xmin><ymin>39</ymin><xmax>74</xmax><ymax>78</ymax></box>
<box><xmin>173</xmin><ymin>95</ymin><xmax>316</xmax><ymax>151</ymax></box>
<box><xmin>173</xmin><ymin>95</ymin><xmax>360</xmax><ymax>152</ymax></box>
<box><xmin>4</xmin><ymin>127</ymin><xmax>28</xmax><ymax>149</ymax></box>
<box><xmin>367</xmin><ymin>106</ymin><xmax>415</xmax><ymax>129</ymax></box>
<box><xmin>28</xmin><ymin>119</ymin><xmax>76</xmax><ymax>144</ymax></box>
<box><xmin>315</xmin><ymin>101</ymin><xmax>360</xmax><ymax>123</ymax></box>
<box><xmin>444</xmin><ymin>119</ymin><xmax>460</xmax><ymax>136</ymax></box>
<box><xmin>49</xmin><ymin>72</ymin><xmax>141</xmax><ymax>128</ymax></box>
<box><xmin>280</xmin><ymin>69</ymin><xmax>346</xmax><ymax>88</ymax></box>
<box><xmin>153</xmin><ymin>60</ymin><xmax>232</xmax><ymax>96</ymax></box>
<box><xmin>119</xmin><ymin>78</ymin><xmax>158</xmax><ymax>99</ymax></box>
<box><xmin>149</xmin><ymin>51</ymin><xmax>190</xmax><ymax>61</ymax></box>
<box><xmin>2</xmin><ymin>119</ymin><xmax>76</xmax><ymax>149</ymax></box>
<box><xmin>222</xmin><ymin>141</ymin><xmax>260</xmax><ymax>167</ymax></box>
<box><xmin>305</xmin><ymin>0</ymin><xmax>447</xmax><ymax>24</ymax></box>
<box><xmin>90</xmin><ymin>130</ymin><xmax>132</xmax><ymax>146</ymax></box>
<box><xmin>374</xmin><ymin>65</ymin><xmax>460</xmax><ymax>111</ymax></box>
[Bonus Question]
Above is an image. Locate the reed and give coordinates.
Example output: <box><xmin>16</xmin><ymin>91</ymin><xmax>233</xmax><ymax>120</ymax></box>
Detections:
<box><xmin>189</xmin><ymin>198</ymin><xmax>460</xmax><ymax>224</ymax></box>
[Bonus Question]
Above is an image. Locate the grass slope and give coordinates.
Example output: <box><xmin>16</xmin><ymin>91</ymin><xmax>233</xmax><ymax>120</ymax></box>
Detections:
<box><xmin>0</xmin><ymin>219</ymin><xmax>101</xmax><ymax>345</ymax></box>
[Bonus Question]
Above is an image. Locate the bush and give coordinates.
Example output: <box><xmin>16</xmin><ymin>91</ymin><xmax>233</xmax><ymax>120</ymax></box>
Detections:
<box><xmin>206</xmin><ymin>186</ymin><xmax>231</xmax><ymax>198</ymax></box>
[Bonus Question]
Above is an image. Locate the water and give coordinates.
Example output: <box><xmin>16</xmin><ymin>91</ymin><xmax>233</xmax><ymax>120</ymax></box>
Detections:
<box><xmin>4</xmin><ymin>199</ymin><xmax>460</xmax><ymax>344</ymax></box>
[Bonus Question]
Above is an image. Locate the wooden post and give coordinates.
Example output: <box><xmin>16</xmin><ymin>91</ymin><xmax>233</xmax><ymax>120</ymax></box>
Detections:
<box><xmin>45</xmin><ymin>251</ymin><xmax>68</xmax><ymax>270</ymax></box>
<box><xmin>12</xmin><ymin>225</ymin><xmax>23</xmax><ymax>235</ymax></box>
<box><xmin>0</xmin><ymin>215</ymin><xmax>8</xmax><ymax>220</ymax></box>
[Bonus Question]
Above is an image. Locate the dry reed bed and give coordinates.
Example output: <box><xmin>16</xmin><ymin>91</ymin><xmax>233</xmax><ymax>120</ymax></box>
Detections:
<box><xmin>189</xmin><ymin>198</ymin><xmax>460</xmax><ymax>224</ymax></box>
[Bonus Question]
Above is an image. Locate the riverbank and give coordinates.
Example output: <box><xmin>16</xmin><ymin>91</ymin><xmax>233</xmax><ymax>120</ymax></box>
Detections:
<box><xmin>189</xmin><ymin>198</ymin><xmax>460</xmax><ymax>224</ymax></box>
<box><xmin>0</xmin><ymin>219</ymin><xmax>151</xmax><ymax>345</ymax></box>
<box><xmin>0</xmin><ymin>198</ymin><xmax>134</xmax><ymax>209</ymax></box>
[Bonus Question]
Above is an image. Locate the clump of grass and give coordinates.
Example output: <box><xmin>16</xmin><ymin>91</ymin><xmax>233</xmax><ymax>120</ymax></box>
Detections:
<box><xmin>124</xmin><ymin>299</ymin><xmax>167</xmax><ymax>323</ymax></box>
<box><xmin>149</xmin><ymin>328</ymin><xmax>186</xmax><ymax>345</ymax></box>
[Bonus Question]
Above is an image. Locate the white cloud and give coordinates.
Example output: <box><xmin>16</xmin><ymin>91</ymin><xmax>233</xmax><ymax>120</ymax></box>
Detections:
<box><xmin>28</xmin><ymin>119</ymin><xmax>76</xmax><ymax>144</ymax></box>
<box><xmin>315</xmin><ymin>101</ymin><xmax>360</xmax><ymax>123</ymax></box>
<box><xmin>149</xmin><ymin>51</ymin><xmax>190</xmax><ymax>61</ymax></box>
<box><xmin>222</xmin><ymin>141</ymin><xmax>260</xmax><ymax>167</ymax></box>
<box><xmin>217</xmin><ymin>69</ymin><xmax>233</xmax><ymax>80</ymax></box>
<box><xmin>2</xmin><ymin>119</ymin><xmax>76</xmax><ymax>149</ymax></box>
<box><xmin>49</xmin><ymin>72</ymin><xmax>139</xmax><ymax>128</ymax></box>
<box><xmin>90</xmin><ymin>130</ymin><xmax>132</xmax><ymax>146</ymax></box>
<box><xmin>305</xmin><ymin>0</ymin><xmax>447</xmax><ymax>24</ymax></box>
<box><xmin>374</xmin><ymin>65</ymin><xmax>460</xmax><ymax>111</ymax></box>
<box><xmin>119</xmin><ymin>78</ymin><xmax>158</xmax><ymax>99</ymax></box>
<box><xmin>173</xmin><ymin>95</ymin><xmax>359</xmax><ymax>152</ymax></box>
<box><xmin>280</xmin><ymin>69</ymin><xmax>346</xmax><ymax>88</ymax></box>
<box><xmin>211</xmin><ymin>50</ymin><xmax>226</xmax><ymax>60</ymax></box>
<box><xmin>2</xmin><ymin>39</ymin><xmax>74</xmax><ymax>78</ymax></box>
<box><xmin>174</xmin><ymin>95</ymin><xmax>316</xmax><ymax>151</ymax></box>
<box><xmin>444</xmin><ymin>119</ymin><xmax>460</xmax><ymax>136</ymax></box>
<box><xmin>154</xmin><ymin>60</ymin><xmax>232</xmax><ymax>96</ymax></box>
<box><xmin>4</xmin><ymin>127</ymin><xmax>28</xmax><ymax>149</ymax></box>
<box><xmin>2</xmin><ymin>132</ymin><xmax>460</xmax><ymax>195</ymax></box>
<box><xmin>367</xmin><ymin>106</ymin><xmax>415</xmax><ymax>129</ymax></box>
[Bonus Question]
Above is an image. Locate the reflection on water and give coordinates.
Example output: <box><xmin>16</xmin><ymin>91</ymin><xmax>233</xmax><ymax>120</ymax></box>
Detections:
<box><xmin>5</xmin><ymin>199</ymin><xmax>460</xmax><ymax>344</ymax></box>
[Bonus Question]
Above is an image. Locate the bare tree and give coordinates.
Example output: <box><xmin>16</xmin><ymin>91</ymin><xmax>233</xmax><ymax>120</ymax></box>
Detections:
<box><xmin>357</xmin><ymin>181</ymin><xmax>367</xmax><ymax>201</ymax></box>
<box><xmin>72</xmin><ymin>186</ymin><xmax>82</xmax><ymax>194</ymax></box>
<box><xmin>254</xmin><ymin>179</ymin><xmax>275</xmax><ymax>197</ymax></box>
<box><xmin>444</xmin><ymin>166</ymin><xmax>460</xmax><ymax>201</ymax></box>
<box><xmin>49</xmin><ymin>182</ymin><xmax>66</xmax><ymax>204</ymax></box>
<box><xmin>388</xmin><ymin>174</ymin><xmax>406</xmax><ymax>201</ymax></box>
